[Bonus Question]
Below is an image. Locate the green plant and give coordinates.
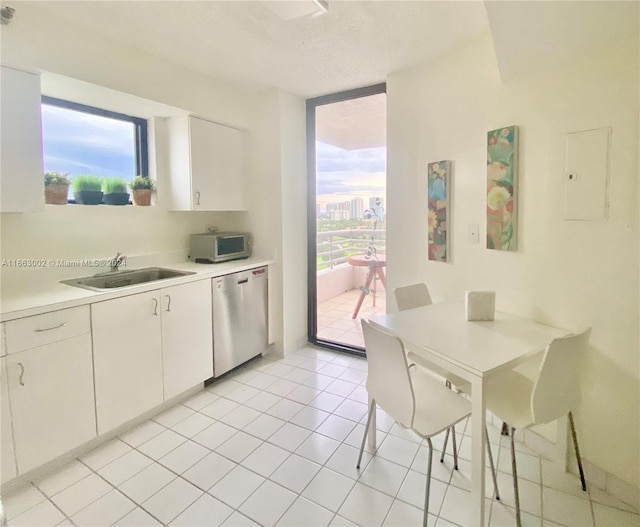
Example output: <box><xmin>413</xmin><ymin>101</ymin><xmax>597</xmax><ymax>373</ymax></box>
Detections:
<box><xmin>72</xmin><ymin>174</ymin><xmax>102</xmax><ymax>192</ymax></box>
<box><xmin>44</xmin><ymin>171</ymin><xmax>71</xmax><ymax>186</ymax></box>
<box><xmin>129</xmin><ymin>176</ymin><xmax>155</xmax><ymax>191</ymax></box>
<box><xmin>102</xmin><ymin>177</ymin><xmax>128</xmax><ymax>194</ymax></box>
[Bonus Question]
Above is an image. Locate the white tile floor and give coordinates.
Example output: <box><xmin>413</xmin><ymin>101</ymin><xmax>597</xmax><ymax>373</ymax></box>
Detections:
<box><xmin>3</xmin><ymin>346</ymin><xmax>639</xmax><ymax>527</ymax></box>
<box><xmin>317</xmin><ymin>289</ymin><xmax>386</xmax><ymax>348</ymax></box>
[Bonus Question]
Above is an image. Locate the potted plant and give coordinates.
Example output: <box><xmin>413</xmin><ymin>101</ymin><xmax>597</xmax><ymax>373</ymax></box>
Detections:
<box><xmin>129</xmin><ymin>176</ymin><xmax>154</xmax><ymax>206</ymax></box>
<box><xmin>44</xmin><ymin>171</ymin><xmax>71</xmax><ymax>205</ymax></box>
<box><xmin>72</xmin><ymin>175</ymin><xmax>103</xmax><ymax>205</ymax></box>
<box><xmin>102</xmin><ymin>177</ymin><xmax>130</xmax><ymax>205</ymax></box>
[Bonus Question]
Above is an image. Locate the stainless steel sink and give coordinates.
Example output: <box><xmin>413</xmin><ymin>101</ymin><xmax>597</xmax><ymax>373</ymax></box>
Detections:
<box><xmin>61</xmin><ymin>267</ymin><xmax>196</xmax><ymax>291</ymax></box>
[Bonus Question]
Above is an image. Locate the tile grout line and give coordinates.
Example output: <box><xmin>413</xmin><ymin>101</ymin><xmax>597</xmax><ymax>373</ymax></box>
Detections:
<box><xmin>11</xmin><ymin>348</ymin><xmax>632</xmax><ymax>527</ymax></box>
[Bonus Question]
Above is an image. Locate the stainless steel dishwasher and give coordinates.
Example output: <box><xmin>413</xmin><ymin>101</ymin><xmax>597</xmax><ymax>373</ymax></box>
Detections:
<box><xmin>212</xmin><ymin>266</ymin><xmax>268</xmax><ymax>377</ymax></box>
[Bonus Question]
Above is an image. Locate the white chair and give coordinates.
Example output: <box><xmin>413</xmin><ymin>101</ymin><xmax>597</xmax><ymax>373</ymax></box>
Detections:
<box><xmin>394</xmin><ymin>284</ymin><xmax>471</xmax><ymax>393</ymax></box>
<box><xmin>394</xmin><ymin>283</ymin><xmax>472</xmax><ymax>463</ymax></box>
<box><xmin>394</xmin><ymin>282</ymin><xmax>433</xmax><ymax>311</ymax></box>
<box><xmin>357</xmin><ymin>320</ymin><xmax>499</xmax><ymax>526</ymax></box>
<box><xmin>485</xmin><ymin>328</ymin><xmax>591</xmax><ymax>527</ymax></box>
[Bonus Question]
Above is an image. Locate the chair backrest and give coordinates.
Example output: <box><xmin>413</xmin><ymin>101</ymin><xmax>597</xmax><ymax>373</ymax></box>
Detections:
<box><xmin>394</xmin><ymin>283</ymin><xmax>433</xmax><ymax>312</ymax></box>
<box><xmin>361</xmin><ymin>320</ymin><xmax>415</xmax><ymax>428</ymax></box>
<box><xmin>531</xmin><ymin>328</ymin><xmax>591</xmax><ymax>425</ymax></box>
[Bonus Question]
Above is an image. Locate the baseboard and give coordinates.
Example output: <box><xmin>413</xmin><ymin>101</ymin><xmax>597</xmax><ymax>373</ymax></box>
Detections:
<box><xmin>516</xmin><ymin>424</ymin><xmax>639</xmax><ymax>512</ymax></box>
<box><xmin>281</xmin><ymin>335</ymin><xmax>309</xmax><ymax>357</ymax></box>
<box><xmin>1</xmin><ymin>384</ymin><xmax>202</xmax><ymax>494</ymax></box>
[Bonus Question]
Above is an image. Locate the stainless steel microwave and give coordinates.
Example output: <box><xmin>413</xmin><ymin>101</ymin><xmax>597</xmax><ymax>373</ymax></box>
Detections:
<box><xmin>189</xmin><ymin>232</ymin><xmax>252</xmax><ymax>263</ymax></box>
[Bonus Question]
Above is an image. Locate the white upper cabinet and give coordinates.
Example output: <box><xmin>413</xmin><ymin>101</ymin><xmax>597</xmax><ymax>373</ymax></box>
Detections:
<box><xmin>1</xmin><ymin>66</ymin><xmax>44</xmax><ymax>213</ymax></box>
<box><xmin>167</xmin><ymin>115</ymin><xmax>247</xmax><ymax>211</ymax></box>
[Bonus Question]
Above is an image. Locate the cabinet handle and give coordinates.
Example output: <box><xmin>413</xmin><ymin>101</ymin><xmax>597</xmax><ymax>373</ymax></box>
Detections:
<box><xmin>165</xmin><ymin>295</ymin><xmax>171</xmax><ymax>312</ymax></box>
<box><xmin>34</xmin><ymin>322</ymin><xmax>66</xmax><ymax>333</ymax></box>
<box><xmin>18</xmin><ymin>363</ymin><xmax>25</xmax><ymax>386</ymax></box>
<box><xmin>195</xmin><ymin>191</ymin><xmax>201</xmax><ymax>206</ymax></box>
<box><xmin>152</xmin><ymin>298</ymin><xmax>158</xmax><ymax>316</ymax></box>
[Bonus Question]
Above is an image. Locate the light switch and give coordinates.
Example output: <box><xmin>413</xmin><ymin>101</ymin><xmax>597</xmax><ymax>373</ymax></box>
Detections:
<box><xmin>468</xmin><ymin>224</ymin><xmax>479</xmax><ymax>244</ymax></box>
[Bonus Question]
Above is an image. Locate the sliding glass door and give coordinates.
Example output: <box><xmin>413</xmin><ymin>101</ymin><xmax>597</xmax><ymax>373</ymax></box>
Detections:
<box><xmin>307</xmin><ymin>84</ymin><xmax>387</xmax><ymax>354</ymax></box>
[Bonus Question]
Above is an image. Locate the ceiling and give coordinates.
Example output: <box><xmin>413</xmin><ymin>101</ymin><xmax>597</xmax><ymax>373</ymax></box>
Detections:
<box><xmin>316</xmin><ymin>92</ymin><xmax>386</xmax><ymax>150</ymax></box>
<box><xmin>29</xmin><ymin>0</ymin><xmax>491</xmax><ymax>99</ymax></box>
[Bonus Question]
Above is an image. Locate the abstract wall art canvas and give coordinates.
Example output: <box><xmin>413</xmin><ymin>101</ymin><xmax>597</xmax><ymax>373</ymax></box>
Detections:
<box><xmin>487</xmin><ymin>126</ymin><xmax>518</xmax><ymax>251</ymax></box>
<box><xmin>427</xmin><ymin>160</ymin><xmax>451</xmax><ymax>262</ymax></box>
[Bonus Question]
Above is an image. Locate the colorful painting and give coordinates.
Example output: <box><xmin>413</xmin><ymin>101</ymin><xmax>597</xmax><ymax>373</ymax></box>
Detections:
<box><xmin>427</xmin><ymin>160</ymin><xmax>451</xmax><ymax>262</ymax></box>
<box><xmin>487</xmin><ymin>126</ymin><xmax>518</xmax><ymax>251</ymax></box>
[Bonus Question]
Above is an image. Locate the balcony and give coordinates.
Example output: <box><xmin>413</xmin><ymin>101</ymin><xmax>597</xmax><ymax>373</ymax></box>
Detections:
<box><xmin>316</xmin><ymin>229</ymin><xmax>386</xmax><ymax>349</ymax></box>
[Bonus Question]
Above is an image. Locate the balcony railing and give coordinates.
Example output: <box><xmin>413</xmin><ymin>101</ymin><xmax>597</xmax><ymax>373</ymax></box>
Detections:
<box><xmin>317</xmin><ymin>229</ymin><xmax>386</xmax><ymax>271</ymax></box>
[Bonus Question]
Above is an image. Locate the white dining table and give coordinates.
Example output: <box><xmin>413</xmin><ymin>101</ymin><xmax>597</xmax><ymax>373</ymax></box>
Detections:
<box><xmin>368</xmin><ymin>300</ymin><xmax>570</xmax><ymax>526</ymax></box>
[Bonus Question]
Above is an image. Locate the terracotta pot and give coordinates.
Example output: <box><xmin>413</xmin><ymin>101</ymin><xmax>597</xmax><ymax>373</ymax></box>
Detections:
<box><xmin>132</xmin><ymin>189</ymin><xmax>152</xmax><ymax>206</ymax></box>
<box><xmin>44</xmin><ymin>184</ymin><xmax>69</xmax><ymax>205</ymax></box>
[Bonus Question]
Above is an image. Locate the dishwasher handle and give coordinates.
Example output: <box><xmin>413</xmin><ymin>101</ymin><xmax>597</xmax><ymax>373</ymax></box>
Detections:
<box><xmin>237</xmin><ymin>278</ymin><xmax>249</xmax><ymax>285</ymax></box>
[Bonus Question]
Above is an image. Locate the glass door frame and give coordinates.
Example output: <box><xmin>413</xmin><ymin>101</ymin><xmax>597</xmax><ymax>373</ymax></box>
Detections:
<box><xmin>306</xmin><ymin>83</ymin><xmax>386</xmax><ymax>356</ymax></box>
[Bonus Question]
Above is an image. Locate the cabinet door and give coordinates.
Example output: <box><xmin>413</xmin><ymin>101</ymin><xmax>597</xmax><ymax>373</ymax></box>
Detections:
<box><xmin>1</xmin><ymin>358</ymin><xmax>17</xmax><ymax>483</ymax></box>
<box><xmin>189</xmin><ymin>116</ymin><xmax>246</xmax><ymax>211</ymax></box>
<box><xmin>0</xmin><ymin>66</ymin><xmax>44</xmax><ymax>213</ymax></box>
<box><xmin>92</xmin><ymin>292</ymin><xmax>163</xmax><ymax>434</ymax></box>
<box><xmin>162</xmin><ymin>281</ymin><xmax>213</xmax><ymax>400</ymax></box>
<box><xmin>6</xmin><ymin>336</ymin><xmax>96</xmax><ymax>474</ymax></box>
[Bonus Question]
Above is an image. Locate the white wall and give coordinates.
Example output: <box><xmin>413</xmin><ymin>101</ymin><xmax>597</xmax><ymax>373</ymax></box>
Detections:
<box><xmin>278</xmin><ymin>91</ymin><xmax>308</xmax><ymax>354</ymax></box>
<box><xmin>387</xmin><ymin>33</ymin><xmax>639</xmax><ymax>491</ymax></box>
<box><xmin>246</xmin><ymin>89</ymin><xmax>285</xmax><ymax>352</ymax></box>
<box><xmin>245</xmin><ymin>89</ymin><xmax>308</xmax><ymax>356</ymax></box>
<box><xmin>0</xmin><ymin>3</ymin><xmax>254</xmax><ymax>259</ymax></box>
<box><xmin>0</xmin><ymin>4</ymin><xmax>299</xmax><ymax>353</ymax></box>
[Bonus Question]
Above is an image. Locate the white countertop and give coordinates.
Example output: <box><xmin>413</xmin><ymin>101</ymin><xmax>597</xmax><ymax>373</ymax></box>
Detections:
<box><xmin>0</xmin><ymin>256</ymin><xmax>274</xmax><ymax>322</ymax></box>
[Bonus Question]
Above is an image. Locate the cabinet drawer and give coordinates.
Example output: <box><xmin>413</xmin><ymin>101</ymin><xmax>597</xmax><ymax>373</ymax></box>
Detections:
<box><xmin>5</xmin><ymin>306</ymin><xmax>90</xmax><ymax>353</ymax></box>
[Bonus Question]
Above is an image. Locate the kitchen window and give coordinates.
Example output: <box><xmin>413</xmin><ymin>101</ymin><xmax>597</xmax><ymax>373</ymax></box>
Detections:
<box><xmin>41</xmin><ymin>96</ymin><xmax>148</xmax><ymax>201</ymax></box>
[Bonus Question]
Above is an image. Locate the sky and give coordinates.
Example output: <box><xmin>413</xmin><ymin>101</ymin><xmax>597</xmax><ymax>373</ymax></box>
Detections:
<box><xmin>315</xmin><ymin>141</ymin><xmax>386</xmax><ymax>206</ymax></box>
<box><xmin>41</xmin><ymin>104</ymin><xmax>137</xmax><ymax>180</ymax></box>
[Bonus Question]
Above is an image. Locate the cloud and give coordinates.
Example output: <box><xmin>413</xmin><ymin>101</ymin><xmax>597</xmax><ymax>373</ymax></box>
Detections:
<box><xmin>41</xmin><ymin>104</ymin><xmax>137</xmax><ymax>177</ymax></box>
<box><xmin>316</xmin><ymin>142</ymin><xmax>386</xmax><ymax>196</ymax></box>
<box><xmin>42</xmin><ymin>105</ymin><xmax>136</xmax><ymax>156</ymax></box>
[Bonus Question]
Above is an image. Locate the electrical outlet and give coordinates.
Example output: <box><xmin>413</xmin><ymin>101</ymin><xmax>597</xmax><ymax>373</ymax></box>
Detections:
<box><xmin>468</xmin><ymin>224</ymin><xmax>479</xmax><ymax>244</ymax></box>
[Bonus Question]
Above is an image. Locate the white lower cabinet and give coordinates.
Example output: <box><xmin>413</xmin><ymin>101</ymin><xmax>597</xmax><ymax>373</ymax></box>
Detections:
<box><xmin>0</xmin><ymin>277</ymin><xmax>218</xmax><ymax>481</ymax></box>
<box><xmin>92</xmin><ymin>291</ymin><xmax>164</xmax><ymax>435</ymax></box>
<box><xmin>161</xmin><ymin>280</ymin><xmax>213</xmax><ymax>400</ymax></box>
<box><xmin>1</xmin><ymin>358</ymin><xmax>17</xmax><ymax>483</ymax></box>
<box><xmin>91</xmin><ymin>280</ymin><xmax>214</xmax><ymax>434</ymax></box>
<box><xmin>5</xmin><ymin>335</ymin><xmax>96</xmax><ymax>474</ymax></box>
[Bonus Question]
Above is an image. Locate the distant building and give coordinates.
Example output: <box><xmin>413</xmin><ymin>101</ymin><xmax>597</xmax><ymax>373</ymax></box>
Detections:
<box><xmin>326</xmin><ymin>201</ymin><xmax>351</xmax><ymax>220</ymax></box>
<box><xmin>351</xmin><ymin>197</ymin><xmax>364</xmax><ymax>220</ymax></box>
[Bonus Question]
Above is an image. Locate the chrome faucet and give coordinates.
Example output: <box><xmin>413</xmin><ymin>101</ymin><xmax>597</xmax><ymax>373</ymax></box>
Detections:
<box><xmin>110</xmin><ymin>252</ymin><xmax>126</xmax><ymax>272</ymax></box>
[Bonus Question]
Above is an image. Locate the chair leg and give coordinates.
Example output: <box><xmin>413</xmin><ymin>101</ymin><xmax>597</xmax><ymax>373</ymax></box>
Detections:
<box><xmin>357</xmin><ymin>399</ymin><xmax>376</xmax><ymax>469</ymax></box>
<box><xmin>424</xmin><ymin>437</ymin><xmax>434</xmax><ymax>527</ymax></box>
<box><xmin>510</xmin><ymin>427</ymin><xmax>521</xmax><ymax>527</ymax></box>
<box><xmin>568</xmin><ymin>412</ymin><xmax>587</xmax><ymax>492</ymax></box>
<box><xmin>485</xmin><ymin>426</ymin><xmax>500</xmax><ymax>500</ymax></box>
<box><xmin>437</xmin><ymin>380</ymin><xmax>454</xmax><ymax>463</ymax></box>
<box><xmin>501</xmin><ymin>421</ymin><xmax>509</xmax><ymax>436</ymax></box>
<box><xmin>451</xmin><ymin>426</ymin><xmax>459</xmax><ymax>470</ymax></box>
<box><xmin>440</xmin><ymin>427</ymin><xmax>450</xmax><ymax>463</ymax></box>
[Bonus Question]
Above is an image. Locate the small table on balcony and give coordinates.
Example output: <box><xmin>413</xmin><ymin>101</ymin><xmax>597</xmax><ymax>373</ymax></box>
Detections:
<box><xmin>348</xmin><ymin>253</ymin><xmax>386</xmax><ymax>319</ymax></box>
